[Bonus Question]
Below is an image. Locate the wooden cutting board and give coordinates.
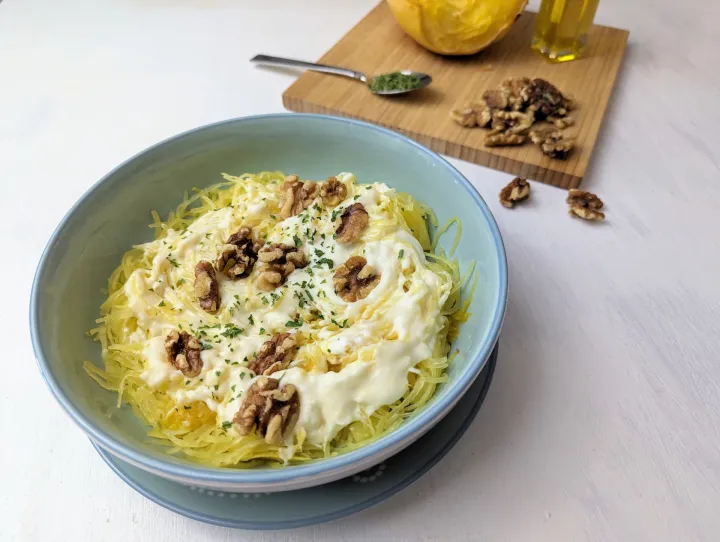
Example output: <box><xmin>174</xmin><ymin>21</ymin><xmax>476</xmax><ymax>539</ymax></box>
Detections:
<box><xmin>282</xmin><ymin>2</ymin><xmax>628</xmax><ymax>189</ymax></box>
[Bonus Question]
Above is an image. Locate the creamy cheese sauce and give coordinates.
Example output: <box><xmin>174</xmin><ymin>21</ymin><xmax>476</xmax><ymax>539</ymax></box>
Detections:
<box><xmin>123</xmin><ymin>173</ymin><xmax>451</xmax><ymax>447</ymax></box>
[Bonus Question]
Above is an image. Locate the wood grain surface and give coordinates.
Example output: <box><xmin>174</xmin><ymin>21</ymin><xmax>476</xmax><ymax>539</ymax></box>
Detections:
<box><xmin>283</xmin><ymin>2</ymin><xmax>629</xmax><ymax>189</ymax></box>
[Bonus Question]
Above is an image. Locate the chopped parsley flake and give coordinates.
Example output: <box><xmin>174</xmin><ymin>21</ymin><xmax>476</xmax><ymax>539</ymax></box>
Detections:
<box><xmin>158</xmin><ymin>301</ymin><xmax>166</xmax><ymax>307</ymax></box>
<box><xmin>286</xmin><ymin>316</ymin><xmax>304</xmax><ymax>328</ymax></box>
<box><xmin>316</xmin><ymin>258</ymin><xmax>334</xmax><ymax>269</ymax></box>
<box><xmin>167</xmin><ymin>256</ymin><xmax>179</xmax><ymax>268</ymax></box>
<box><xmin>248</xmin><ymin>314</ymin><xmax>255</xmax><ymax>325</ymax></box>
<box><xmin>221</xmin><ymin>324</ymin><xmax>244</xmax><ymax>338</ymax></box>
<box><xmin>201</xmin><ymin>342</ymin><xmax>213</xmax><ymax>351</ymax></box>
<box><xmin>399</xmin><ymin>249</ymin><xmax>404</xmax><ymax>259</ymax></box>
<box><xmin>293</xmin><ymin>234</ymin><xmax>302</xmax><ymax>247</ymax></box>
<box><xmin>221</xmin><ymin>421</ymin><xmax>233</xmax><ymax>430</ymax></box>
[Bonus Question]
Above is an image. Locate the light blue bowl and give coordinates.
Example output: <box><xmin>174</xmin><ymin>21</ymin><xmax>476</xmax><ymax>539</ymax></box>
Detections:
<box><xmin>30</xmin><ymin>114</ymin><xmax>507</xmax><ymax>492</ymax></box>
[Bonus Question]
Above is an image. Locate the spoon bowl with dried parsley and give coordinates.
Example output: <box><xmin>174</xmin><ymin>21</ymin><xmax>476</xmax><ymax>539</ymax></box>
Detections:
<box><xmin>251</xmin><ymin>55</ymin><xmax>432</xmax><ymax>96</ymax></box>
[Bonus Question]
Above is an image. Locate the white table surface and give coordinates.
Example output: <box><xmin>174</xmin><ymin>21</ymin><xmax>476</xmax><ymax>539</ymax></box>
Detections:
<box><xmin>3</xmin><ymin>0</ymin><xmax>720</xmax><ymax>540</ymax></box>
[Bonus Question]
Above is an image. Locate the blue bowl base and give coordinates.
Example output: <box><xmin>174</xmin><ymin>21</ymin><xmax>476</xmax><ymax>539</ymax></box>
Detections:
<box><xmin>93</xmin><ymin>344</ymin><xmax>498</xmax><ymax>530</ymax></box>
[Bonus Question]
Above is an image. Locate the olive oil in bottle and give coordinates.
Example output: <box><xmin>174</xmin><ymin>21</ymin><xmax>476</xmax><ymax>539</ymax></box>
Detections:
<box><xmin>531</xmin><ymin>0</ymin><xmax>600</xmax><ymax>62</ymax></box>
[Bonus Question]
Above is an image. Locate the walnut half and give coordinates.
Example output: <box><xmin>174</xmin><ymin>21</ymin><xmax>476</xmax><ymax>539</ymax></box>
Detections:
<box><xmin>335</xmin><ymin>203</ymin><xmax>369</xmax><ymax>244</ymax></box>
<box><xmin>233</xmin><ymin>377</ymin><xmax>300</xmax><ymax>445</ymax></box>
<box><xmin>320</xmin><ymin>176</ymin><xmax>347</xmax><ymax>207</ymax></box>
<box><xmin>248</xmin><ymin>333</ymin><xmax>297</xmax><ymax>376</ymax></box>
<box><xmin>215</xmin><ymin>226</ymin><xmax>263</xmax><ymax>279</ymax></box>
<box><xmin>333</xmin><ymin>256</ymin><xmax>380</xmax><ymax>302</ymax></box>
<box><xmin>499</xmin><ymin>178</ymin><xmax>530</xmax><ymax>209</ymax></box>
<box><xmin>256</xmin><ymin>243</ymin><xmax>307</xmax><ymax>291</ymax></box>
<box><xmin>165</xmin><ymin>330</ymin><xmax>203</xmax><ymax>377</ymax></box>
<box><xmin>279</xmin><ymin>175</ymin><xmax>320</xmax><ymax>218</ymax></box>
<box><xmin>194</xmin><ymin>260</ymin><xmax>219</xmax><ymax>313</ymax></box>
<box><xmin>566</xmin><ymin>189</ymin><xmax>605</xmax><ymax>221</ymax></box>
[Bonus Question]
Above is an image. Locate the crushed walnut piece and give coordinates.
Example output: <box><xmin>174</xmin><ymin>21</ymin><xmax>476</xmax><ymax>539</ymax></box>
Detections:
<box><xmin>256</xmin><ymin>243</ymin><xmax>307</xmax><ymax>291</ymax></box>
<box><xmin>194</xmin><ymin>260</ymin><xmax>219</xmax><ymax>313</ymax></box>
<box><xmin>248</xmin><ymin>333</ymin><xmax>297</xmax><ymax>376</ymax></box>
<box><xmin>530</xmin><ymin>130</ymin><xmax>574</xmax><ymax>160</ymax></box>
<box><xmin>165</xmin><ymin>330</ymin><xmax>203</xmax><ymax>377</ymax></box>
<box><xmin>566</xmin><ymin>189</ymin><xmax>605</xmax><ymax>221</ymax></box>
<box><xmin>484</xmin><ymin>133</ymin><xmax>527</xmax><ymax>147</ymax></box>
<box><xmin>333</xmin><ymin>256</ymin><xmax>380</xmax><ymax>302</ymax></box>
<box><xmin>450</xmin><ymin>105</ymin><xmax>479</xmax><ymax>128</ymax></box>
<box><xmin>335</xmin><ymin>203</ymin><xmax>369</xmax><ymax>244</ymax></box>
<box><xmin>451</xmin><ymin>101</ymin><xmax>494</xmax><ymax>128</ymax></box>
<box><xmin>279</xmin><ymin>175</ymin><xmax>320</xmax><ymax>218</ymax></box>
<box><xmin>215</xmin><ymin>226</ymin><xmax>263</xmax><ymax>279</ymax></box>
<box><xmin>482</xmin><ymin>89</ymin><xmax>509</xmax><ymax>111</ymax></box>
<box><xmin>499</xmin><ymin>178</ymin><xmax>531</xmax><ymax>209</ymax></box>
<box><xmin>233</xmin><ymin>377</ymin><xmax>300</xmax><ymax>445</ymax></box>
<box><xmin>500</xmin><ymin>76</ymin><xmax>531</xmax><ymax>110</ymax></box>
<box><xmin>451</xmin><ymin>76</ymin><xmax>575</xmax><ymax>159</ymax></box>
<box><xmin>476</xmin><ymin>106</ymin><xmax>493</xmax><ymax>128</ymax></box>
<box><xmin>320</xmin><ymin>176</ymin><xmax>347</xmax><ymax>207</ymax></box>
<box><xmin>490</xmin><ymin>110</ymin><xmax>534</xmax><ymax>136</ymax></box>
<box><xmin>521</xmin><ymin>78</ymin><xmax>566</xmax><ymax>120</ymax></box>
<box><xmin>548</xmin><ymin>115</ymin><xmax>574</xmax><ymax>129</ymax></box>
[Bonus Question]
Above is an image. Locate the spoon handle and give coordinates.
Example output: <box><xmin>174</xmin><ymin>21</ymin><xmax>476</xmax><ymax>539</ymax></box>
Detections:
<box><xmin>251</xmin><ymin>54</ymin><xmax>366</xmax><ymax>83</ymax></box>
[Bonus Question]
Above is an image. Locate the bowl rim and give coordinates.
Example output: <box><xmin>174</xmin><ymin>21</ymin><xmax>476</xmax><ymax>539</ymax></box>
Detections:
<box><xmin>29</xmin><ymin>113</ymin><xmax>507</xmax><ymax>485</ymax></box>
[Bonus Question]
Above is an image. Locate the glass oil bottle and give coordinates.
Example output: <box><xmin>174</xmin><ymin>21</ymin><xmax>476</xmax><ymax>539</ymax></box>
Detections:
<box><xmin>531</xmin><ymin>0</ymin><xmax>600</xmax><ymax>62</ymax></box>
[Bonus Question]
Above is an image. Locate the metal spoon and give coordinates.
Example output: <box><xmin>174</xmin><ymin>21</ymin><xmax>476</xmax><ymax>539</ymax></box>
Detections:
<box><xmin>251</xmin><ymin>54</ymin><xmax>432</xmax><ymax>96</ymax></box>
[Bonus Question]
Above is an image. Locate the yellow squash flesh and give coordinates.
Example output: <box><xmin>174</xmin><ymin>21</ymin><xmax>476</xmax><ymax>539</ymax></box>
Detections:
<box><xmin>387</xmin><ymin>0</ymin><xmax>528</xmax><ymax>56</ymax></box>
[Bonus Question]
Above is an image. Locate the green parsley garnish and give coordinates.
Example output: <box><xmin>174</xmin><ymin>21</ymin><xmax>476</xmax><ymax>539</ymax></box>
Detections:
<box><xmin>398</xmin><ymin>249</ymin><xmax>404</xmax><ymax>259</ymax></box>
<box><xmin>221</xmin><ymin>324</ymin><xmax>243</xmax><ymax>338</ymax></box>
<box><xmin>286</xmin><ymin>317</ymin><xmax>304</xmax><ymax>328</ymax></box>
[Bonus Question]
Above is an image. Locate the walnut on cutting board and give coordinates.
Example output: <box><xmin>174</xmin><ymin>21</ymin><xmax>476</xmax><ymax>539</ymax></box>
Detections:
<box><xmin>451</xmin><ymin>77</ymin><xmax>576</xmax><ymax>157</ymax></box>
